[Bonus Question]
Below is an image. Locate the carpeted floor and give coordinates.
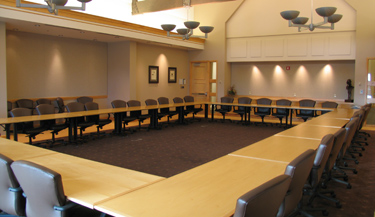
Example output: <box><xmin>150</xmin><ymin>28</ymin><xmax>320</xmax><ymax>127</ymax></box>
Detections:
<box><xmin>50</xmin><ymin>119</ymin><xmax>375</xmax><ymax>217</ymax></box>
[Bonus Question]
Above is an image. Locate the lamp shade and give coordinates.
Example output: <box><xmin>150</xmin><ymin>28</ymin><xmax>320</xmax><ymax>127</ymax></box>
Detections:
<box><xmin>292</xmin><ymin>17</ymin><xmax>309</xmax><ymax>25</ymax></box>
<box><xmin>177</xmin><ymin>28</ymin><xmax>190</xmax><ymax>35</ymax></box>
<box><xmin>315</xmin><ymin>7</ymin><xmax>337</xmax><ymax>17</ymax></box>
<box><xmin>280</xmin><ymin>10</ymin><xmax>300</xmax><ymax>20</ymax></box>
<box><xmin>327</xmin><ymin>14</ymin><xmax>343</xmax><ymax>23</ymax></box>
<box><xmin>199</xmin><ymin>26</ymin><xmax>214</xmax><ymax>34</ymax></box>
<box><xmin>161</xmin><ymin>24</ymin><xmax>176</xmax><ymax>32</ymax></box>
<box><xmin>52</xmin><ymin>0</ymin><xmax>68</xmax><ymax>6</ymax></box>
<box><xmin>184</xmin><ymin>21</ymin><xmax>200</xmax><ymax>29</ymax></box>
<box><xmin>77</xmin><ymin>0</ymin><xmax>92</xmax><ymax>2</ymax></box>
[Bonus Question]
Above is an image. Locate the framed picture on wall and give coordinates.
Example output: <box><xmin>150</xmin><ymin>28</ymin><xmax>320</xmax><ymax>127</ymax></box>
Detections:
<box><xmin>149</xmin><ymin>66</ymin><xmax>159</xmax><ymax>83</ymax></box>
<box><xmin>168</xmin><ymin>67</ymin><xmax>177</xmax><ymax>83</ymax></box>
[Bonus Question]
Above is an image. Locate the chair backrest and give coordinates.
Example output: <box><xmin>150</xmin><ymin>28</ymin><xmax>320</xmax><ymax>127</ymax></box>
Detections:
<box><xmin>65</xmin><ymin>102</ymin><xmax>85</xmax><ymax>113</ymax></box>
<box><xmin>233</xmin><ymin>174</ymin><xmax>291</xmax><ymax>217</ymax></box>
<box><xmin>36</xmin><ymin>104</ymin><xmax>57</xmax><ymax>127</ymax></box>
<box><xmin>84</xmin><ymin>102</ymin><xmax>100</xmax><ymax>122</ymax></box>
<box><xmin>7</xmin><ymin>101</ymin><xmax>12</xmax><ymax>112</ymax></box>
<box><xmin>158</xmin><ymin>97</ymin><xmax>170</xmax><ymax>113</ymax></box>
<box><xmin>53</xmin><ymin>97</ymin><xmax>65</xmax><ymax>113</ymax></box>
<box><xmin>111</xmin><ymin>100</ymin><xmax>127</xmax><ymax>108</ymax></box>
<box><xmin>184</xmin><ymin>96</ymin><xmax>195</xmax><ymax>103</ymax></box>
<box><xmin>76</xmin><ymin>96</ymin><xmax>93</xmax><ymax>104</ymax></box>
<box><xmin>298</xmin><ymin>99</ymin><xmax>316</xmax><ymax>116</ymax></box>
<box><xmin>145</xmin><ymin>99</ymin><xmax>158</xmax><ymax>106</ymax></box>
<box><xmin>236</xmin><ymin>97</ymin><xmax>252</xmax><ymax>111</ymax></box>
<box><xmin>275</xmin><ymin>99</ymin><xmax>292</xmax><ymax>115</ymax></box>
<box><xmin>321</xmin><ymin>101</ymin><xmax>338</xmax><ymax>109</ymax></box>
<box><xmin>173</xmin><ymin>97</ymin><xmax>184</xmax><ymax>104</ymax></box>
<box><xmin>220</xmin><ymin>96</ymin><xmax>234</xmax><ymax>111</ymax></box>
<box><xmin>0</xmin><ymin>154</ymin><xmax>25</xmax><ymax>216</ymax></box>
<box><xmin>325</xmin><ymin>128</ymin><xmax>346</xmax><ymax>174</ymax></box>
<box><xmin>277</xmin><ymin>149</ymin><xmax>315</xmax><ymax>217</ymax></box>
<box><xmin>127</xmin><ymin>100</ymin><xmax>142</xmax><ymax>117</ymax></box>
<box><xmin>36</xmin><ymin>98</ymin><xmax>52</xmax><ymax>105</ymax></box>
<box><xmin>256</xmin><ymin>98</ymin><xmax>272</xmax><ymax>114</ymax></box>
<box><xmin>11</xmin><ymin>160</ymin><xmax>67</xmax><ymax>217</ymax></box>
<box><xmin>309</xmin><ymin>134</ymin><xmax>334</xmax><ymax>188</ymax></box>
<box><xmin>338</xmin><ymin>117</ymin><xmax>359</xmax><ymax>161</ymax></box>
<box><xmin>9</xmin><ymin>108</ymin><xmax>32</xmax><ymax>117</ymax></box>
<box><xmin>16</xmin><ymin>99</ymin><xmax>34</xmax><ymax>109</ymax></box>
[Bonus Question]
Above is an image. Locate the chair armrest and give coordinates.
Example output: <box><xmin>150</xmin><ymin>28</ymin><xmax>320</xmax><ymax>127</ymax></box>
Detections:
<box><xmin>8</xmin><ymin>187</ymin><xmax>22</xmax><ymax>192</ymax></box>
<box><xmin>53</xmin><ymin>202</ymin><xmax>77</xmax><ymax>211</ymax></box>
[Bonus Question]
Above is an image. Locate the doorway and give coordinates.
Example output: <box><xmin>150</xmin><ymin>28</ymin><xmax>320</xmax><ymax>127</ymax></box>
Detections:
<box><xmin>189</xmin><ymin>61</ymin><xmax>217</xmax><ymax>102</ymax></box>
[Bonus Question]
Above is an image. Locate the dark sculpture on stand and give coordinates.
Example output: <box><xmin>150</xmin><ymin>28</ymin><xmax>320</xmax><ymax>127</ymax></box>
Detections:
<box><xmin>345</xmin><ymin>79</ymin><xmax>354</xmax><ymax>102</ymax></box>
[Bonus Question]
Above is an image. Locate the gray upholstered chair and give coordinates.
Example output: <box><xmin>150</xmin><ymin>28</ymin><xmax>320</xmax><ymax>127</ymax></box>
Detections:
<box><xmin>0</xmin><ymin>154</ymin><xmax>25</xmax><ymax>217</ymax></box>
<box><xmin>233</xmin><ymin>97</ymin><xmax>252</xmax><ymax>124</ymax></box>
<box><xmin>36</xmin><ymin>104</ymin><xmax>69</xmax><ymax>146</ymax></box>
<box><xmin>272</xmin><ymin>99</ymin><xmax>292</xmax><ymax>127</ymax></box>
<box><xmin>214</xmin><ymin>96</ymin><xmax>234</xmax><ymax>122</ymax></box>
<box><xmin>296</xmin><ymin>99</ymin><xmax>316</xmax><ymax>122</ymax></box>
<box><xmin>11</xmin><ymin>160</ymin><xmax>101</xmax><ymax>217</ymax></box>
<box><xmin>277</xmin><ymin>149</ymin><xmax>316</xmax><ymax>217</ymax></box>
<box><xmin>7</xmin><ymin>101</ymin><xmax>12</xmax><ymax>117</ymax></box>
<box><xmin>9</xmin><ymin>108</ymin><xmax>47</xmax><ymax>145</ymax></box>
<box><xmin>303</xmin><ymin>134</ymin><xmax>335</xmax><ymax>216</ymax></box>
<box><xmin>65</xmin><ymin>102</ymin><xmax>95</xmax><ymax>140</ymax></box>
<box><xmin>15</xmin><ymin>99</ymin><xmax>35</xmax><ymax>114</ymax></box>
<box><xmin>84</xmin><ymin>102</ymin><xmax>112</xmax><ymax>137</ymax></box>
<box><xmin>183</xmin><ymin>95</ymin><xmax>203</xmax><ymax>122</ymax></box>
<box><xmin>76</xmin><ymin>96</ymin><xmax>93</xmax><ymax>105</ymax></box>
<box><xmin>321</xmin><ymin>101</ymin><xmax>338</xmax><ymax>115</ymax></box>
<box><xmin>145</xmin><ymin>99</ymin><xmax>164</xmax><ymax>129</ymax></box>
<box><xmin>233</xmin><ymin>174</ymin><xmax>291</xmax><ymax>217</ymax></box>
<box><xmin>36</xmin><ymin>98</ymin><xmax>52</xmax><ymax>105</ymax></box>
<box><xmin>53</xmin><ymin>97</ymin><xmax>65</xmax><ymax>113</ymax></box>
<box><xmin>254</xmin><ymin>98</ymin><xmax>272</xmax><ymax>126</ymax></box>
<box><xmin>173</xmin><ymin>97</ymin><xmax>190</xmax><ymax>124</ymax></box>
<box><xmin>127</xmin><ymin>100</ymin><xmax>151</xmax><ymax>131</ymax></box>
<box><xmin>158</xmin><ymin>97</ymin><xmax>178</xmax><ymax>125</ymax></box>
<box><xmin>111</xmin><ymin>100</ymin><xmax>137</xmax><ymax>134</ymax></box>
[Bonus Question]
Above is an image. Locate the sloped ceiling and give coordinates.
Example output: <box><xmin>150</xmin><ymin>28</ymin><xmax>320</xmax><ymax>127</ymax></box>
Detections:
<box><xmin>132</xmin><ymin>0</ymin><xmax>236</xmax><ymax>14</ymax></box>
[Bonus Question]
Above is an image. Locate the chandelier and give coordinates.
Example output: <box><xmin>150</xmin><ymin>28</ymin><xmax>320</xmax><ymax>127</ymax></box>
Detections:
<box><xmin>280</xmin><ymin>0</ymin><xmax>342</xmax><ymax>32</ymax></box>
<box><xmin>161</xmin><ymin>0</ymin><xmax>214</xmax><ymax>40</ymax></box>
<box><xmin>16</xmin><ymin>0</ymin><xmax>92</xmax><ymax>15</ymax></box>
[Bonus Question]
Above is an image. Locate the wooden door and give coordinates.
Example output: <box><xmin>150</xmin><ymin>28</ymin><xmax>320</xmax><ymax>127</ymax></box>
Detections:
<box><xmin>190</xmin><ymin>61</ymin><xmax>217</xmax><ymax>102</ymax></box>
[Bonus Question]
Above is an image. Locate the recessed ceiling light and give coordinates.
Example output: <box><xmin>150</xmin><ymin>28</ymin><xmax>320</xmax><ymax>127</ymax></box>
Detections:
<box><xmin>80</xmin><ymin>31</ymin><xmax>85</xmax><ymax>34</ymax></box>
<box><xmin>13</xmin><ymin>28</ymin><xmax>19</xmax><ymax>31</ymax></box>
<box><xmin>34</xmin><ymin>24</ymin><xmax>41</xmax><ymax>27</ymax></box>
<box><xmin>58</xmin><ymin>35</ymin><xmax>64</xmax><ymax>37</ymax></box>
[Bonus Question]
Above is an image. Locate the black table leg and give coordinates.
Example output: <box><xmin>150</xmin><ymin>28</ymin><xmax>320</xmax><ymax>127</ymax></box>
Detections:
<box><xmin>5</xmin><ymin>124</ymin><xmax>10</xmax><ymax>139</ymax></box>
<box><xmin>211</xmin><ymin>105</ymin><xmax>215</xmax><ymax>122</ymax></box>
<box><xmin>205</xmin><ymin>104</ymin><xmax>209</xmax><ymax>119</ymax></box>
<box><xmin>13</xmin><ymin>124</ymin><xmax>18</xmax><ymax>141</ymax></box>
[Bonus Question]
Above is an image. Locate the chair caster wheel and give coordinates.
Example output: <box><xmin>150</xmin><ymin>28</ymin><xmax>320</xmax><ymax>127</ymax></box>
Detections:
<box><xmin>359</xmin><ymin>153</ymin><xmax>363</xmax><ymax>157</ymax></box>
<box><xmin>344</xmin><ymin>177</ymin><xmax>349</xmax><ymax>181</ymax></box>
<box><xmin>347</xmin><ymin>184</ymin><xmax>352</xmax><ymax>189</ymax></box>
<box><xmin>331</xmin><ymin>193</ymin><xmax>336</xmax><ymax>198</ymax></box>
<box><xmin>353</xmin><ymin>170</ymin><xmax>358</xmax><ymax>174</ymax></box>
<box><xmin>322</xmin><ymin>210</ymin><xmax>329</xmax><ymax>216</ymax></box>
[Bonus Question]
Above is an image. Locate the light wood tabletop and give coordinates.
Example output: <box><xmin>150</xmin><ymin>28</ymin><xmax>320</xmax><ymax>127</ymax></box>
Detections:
<box><xmin>275</xmin><ymin>124</ymin><xmax>342</xmax><ymax>140</ymax></box>
<box><xmin>95</xmin><ymin>155</ymin><xmax>289</xmax><ymax>217</ymax></box>
<box><xmin>0</xmin><ymin>138</ymin><xmax>57</xmax><ymax>160</ymax></box>
<box><xmin>230</xmin><ymin>135</ymin><xmax>322</xmax><ymax>163</ymax></box>
<box><xmin>303</xmin><ymin>116</ymin><xmax>349</xmax><ymax>128</ymax></box>
<box><xmin>23</xmin><ymin>153</ymin><xmax>165</xmax><ymax>209</ymax></box>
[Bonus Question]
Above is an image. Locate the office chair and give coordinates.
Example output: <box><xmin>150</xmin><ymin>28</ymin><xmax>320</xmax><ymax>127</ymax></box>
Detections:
<box><xmin>157</xmin><ymin>97</ymin><xmax>178</xmax><ymax>125</ymax></box>
<box><xmin>53</xmin><ymin>97</ymin><xmax>65</xmax><ymax>113</ymax></box>
<box><xmin>254</xmin><ymin>98</ymin><xmax>272</xmax><ymax>126</ymax></box>
<box><xmin>9</xmin><ymin>108</ymin><xmax>47</xmax><ymax>145</ymax></box>
<box><xmin>0</xmin><ymin>154</ymin><xmax>26</xmax><ymax>217</ymax></box>
<box><xmin>233</xmin><ymin>175</ymin><xmax>291</xmax><ymax>217</ymax></box>
<box><xmin>7</xmin><ymin>101</ymin><xmax>12</xmax><ymax>117</ymax></box>
<box><xmin>214</xmin><ymin>96</ymin><xmax>234</xmax><ymax>122</ymax></box>
<box><xmin>183</xmin><ymin>95</ymin><xmax>203</xmax><ymax>122</ymax></box>
<box><xmin>303</xmin><ymin>134</ymin><xmax>335</xmax><ymax>216</ymax></box>
<box><xmin>84</xmin><ymin>102</ymin><xmax>112</xmax><ymax>137</ymax></box>
<box><xmin>36</xmin><ymin>98</ymin><xmax>52</xmax><ymax>105</ymax></box>
<box><xmin>15</xmin><ymin>99</ymin><xmax>35</xmax><ymax>114</ymax></box>
<box><xmin>76</xmin><ymin>96</ymin><xmax>93</xmax><ymax>105</ymax></box>
<box><xmin>127</xmin><ymin>100</ymin><xmax>151</xmax><ymax>131</ymax></box>
<box><xmin>319</xmin><ymin>128</ymin><xmax>346</xmax><ymax>208</ymax></box>
<box><xmin>233</xmin><ymin>97</ymin><xmax>252</xmax><ymax>124</ymax></box>
<box><xmin>36</xmin><ymin>104</ymin><xmax>69</xmax><ymax>146</ymax></box>
<box><xmin>145</xmin><ymin>99</ymin><xmax>165</xmax><ymax>129</ymax></box>
<box><xmin>11</xmin><ymin>160</ymin><xmax>102</xmax><ymax>217</ymax></box>
<box><xmin>276</xmin><ymin>149</ymin><xmax>316</xmax><ymax>217</ymax></box>
<box><xmin>111</xmin><ymin>100</ymin><xmax>137</xmax><ymax>134</ymax></box>
<box><xmin>296</xmin><ymin>99</ymin><xmax>316</xmax><ymax>122</ymax></box>
<box><xmin>65</xmin><ymin>102</ymin><xmax>96</xmax><ymax>141</ymax></box>
<box><xmin>173</xmin><ymin>97</ymin><xmax>190</xmax><ymax>124</ymax></box>
<box><xmin>320</xmin><ymin>101</ymin><xmax>338</xmax><ymax>115</ymax></box>
<box><xmin>272</xmin><ymin>99</ymin><xmax>291</xmax><ymax>128</ymax></box>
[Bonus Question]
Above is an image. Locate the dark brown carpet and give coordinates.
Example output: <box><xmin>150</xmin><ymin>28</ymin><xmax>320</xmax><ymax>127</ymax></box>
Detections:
<box><xmin>51</xmin><ymin>120</ymin><xmax>375</xmax><ymax>217</ymax></box>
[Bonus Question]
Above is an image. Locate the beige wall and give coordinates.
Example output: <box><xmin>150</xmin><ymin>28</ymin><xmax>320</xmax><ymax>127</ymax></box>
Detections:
<box><xmin>189</xmin><ymin>0</ymin><xmax>244</xmax><ymax>101</ymax></box>
<box><xmin>6</xmin><ymin>31</ymin><xmax>108</xmax><ymax>107</ymax></box>
<box><xmin>135</xmin><ymin>43</ymin><xmax>190</xmax><ymax>103</ymax></box>
<box><xmin>345</xmin><ymin>0</ymin><xmax>375</xmax><ymax>105</ymax></box>
<box><xmin>231</xmin><ymin>61</ymin><xmax>354</xmax><ymax>100</ymax></box>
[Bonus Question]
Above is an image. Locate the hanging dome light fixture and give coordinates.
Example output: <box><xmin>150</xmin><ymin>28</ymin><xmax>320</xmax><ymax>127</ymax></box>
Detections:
<box><xmin>16</xmin><ymin>0</ymin><xmax>92</xmax><ymax>15</ymax></box>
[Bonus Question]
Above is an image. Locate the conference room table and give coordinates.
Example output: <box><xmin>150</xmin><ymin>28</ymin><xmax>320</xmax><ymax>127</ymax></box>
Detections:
<box><xmin>95</xmin><ymin>155</ymin><xmax>290</xmax><ymax>217</ymax></box>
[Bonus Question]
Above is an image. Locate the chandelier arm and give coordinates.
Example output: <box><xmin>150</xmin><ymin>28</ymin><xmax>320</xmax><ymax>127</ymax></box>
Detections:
<box><xmin>56</xmin><ymin>3</ymin><xmax>86</xmax><ymax>11</ymax></box>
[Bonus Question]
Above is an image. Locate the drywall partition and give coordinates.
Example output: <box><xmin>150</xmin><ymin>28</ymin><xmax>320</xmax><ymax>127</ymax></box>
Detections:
<box><xmin>6</xmin><ymin>31</ymin><xmax>108</xmax><ymax>108</ymax></box>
